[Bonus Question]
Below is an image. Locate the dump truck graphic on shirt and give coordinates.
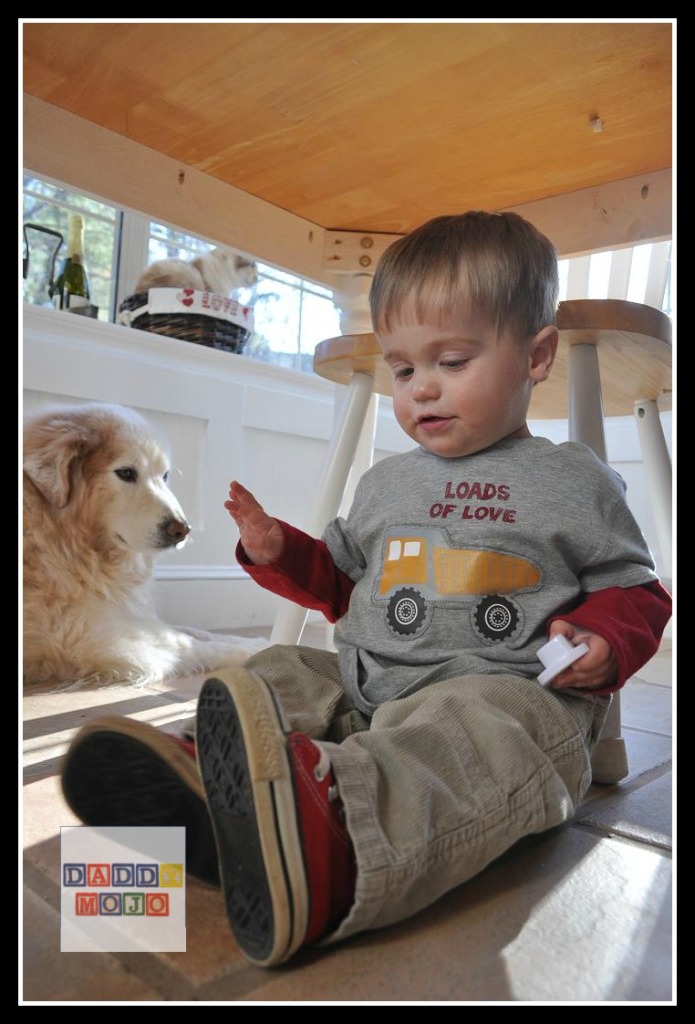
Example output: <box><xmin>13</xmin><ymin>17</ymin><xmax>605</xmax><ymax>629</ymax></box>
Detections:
<box><xmin>375</xmin><ymin>528</ymin><xmax>542</xmax><ymax>641</ymax></box>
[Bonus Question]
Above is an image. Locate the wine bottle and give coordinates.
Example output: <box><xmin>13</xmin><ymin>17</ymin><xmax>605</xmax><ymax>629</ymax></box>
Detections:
<box><xmin>50</xmin><ymin>214</ymin><xmax>92</xmax><ymax>313</ymax></box>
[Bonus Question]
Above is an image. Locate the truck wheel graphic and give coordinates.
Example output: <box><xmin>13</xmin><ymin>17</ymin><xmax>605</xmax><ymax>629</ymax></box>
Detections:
<box><xmin>472</xmin><ymin>595</ymin><xmax>520</xmax><ymax>642</ymax></box>
<box><xmin>386</xmin><ymin>588</ymin><xmax>427</xmax><ymax>635</ymax></box>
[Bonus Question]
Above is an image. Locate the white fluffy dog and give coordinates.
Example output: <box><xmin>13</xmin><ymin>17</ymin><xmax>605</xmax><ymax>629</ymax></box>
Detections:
<box><xmin>135</xmin><ymin>247</ymin><xmax>257</xmax><ymax>295</ymax></box>
<box><xmin>23</xmin><ymin>402</ymin><xmax>267</xmax><ymax>691</ymax></box>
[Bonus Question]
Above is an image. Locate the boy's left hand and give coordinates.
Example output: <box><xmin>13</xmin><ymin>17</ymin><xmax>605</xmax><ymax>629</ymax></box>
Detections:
<box><xmin>547</xmin><ymin>621</ymin><xmax>617</xmax><ymax>690</ymax></box>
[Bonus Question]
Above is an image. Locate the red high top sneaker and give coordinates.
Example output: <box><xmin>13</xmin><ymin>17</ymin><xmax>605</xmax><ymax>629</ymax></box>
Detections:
<box><xmin>195</xmin><ymin>668</ymin><xmax>356</xmax><ymax>967</ymax></box>
<box><xmin>60</xmin><ymin>715</ymin><xmax>219</xmax><ymax>886</ymax></box>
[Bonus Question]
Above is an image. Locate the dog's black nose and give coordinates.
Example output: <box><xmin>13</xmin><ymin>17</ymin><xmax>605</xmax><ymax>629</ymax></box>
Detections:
<box><xmin>165</xmin><ymin>518</ymin><xmax>191</xmax><ymax>543</ymax></box>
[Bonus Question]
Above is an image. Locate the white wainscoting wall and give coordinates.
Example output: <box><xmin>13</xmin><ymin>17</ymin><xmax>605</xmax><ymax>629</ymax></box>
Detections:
<box><xmin>23</xmin><ymin>304</ymin><xmax>672</xmax><ymax>633</ymax></box>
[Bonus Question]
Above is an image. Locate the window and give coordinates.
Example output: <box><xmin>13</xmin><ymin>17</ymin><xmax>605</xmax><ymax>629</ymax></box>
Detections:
<box><xmin>557</xmin><ymin>241</ymin><xmax>673</xmax><ymax>317</ymax></box>
<box><xmin>22</xmin><ymin>173</ymin><xmax>341</xmax><ymax>375</ymax></box>
<box><xmin>137</xmin><ymin>219</ymin><xmax>341</xmax><ymax>373</ymax></box>
<box><xmin>23</xmin><ymin>173</ymin><xmax>672</xmax><ymax>369</ymax></box>
<box><xmin>22</xmin><ymin>176</ymin><xmax>121</xmax><ymax>322</ymax></box>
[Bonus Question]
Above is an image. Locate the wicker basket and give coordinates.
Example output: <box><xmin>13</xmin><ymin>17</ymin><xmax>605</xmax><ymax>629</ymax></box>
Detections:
<box><xmin>118</xmin><ymin>290</ymin><xmax>251</xmax><ymax>354</ymax></box>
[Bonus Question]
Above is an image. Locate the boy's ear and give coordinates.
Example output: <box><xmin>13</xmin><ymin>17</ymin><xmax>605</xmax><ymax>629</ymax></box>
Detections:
<box><xmin>528</xmin><ymin>326</ymin><xmax>558</xmax><ymax>382</ymax></box>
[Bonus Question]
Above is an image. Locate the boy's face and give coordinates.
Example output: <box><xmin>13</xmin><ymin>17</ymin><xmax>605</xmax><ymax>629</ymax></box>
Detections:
<box><xmin>378</xmin><ymin>310</ymin><xmax>556</xmax><ymax>459</ymax></box>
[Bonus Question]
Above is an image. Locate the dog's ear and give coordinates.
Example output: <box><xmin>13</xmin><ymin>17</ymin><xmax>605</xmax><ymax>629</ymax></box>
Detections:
<box><xmin>23</xmin><ymin>414</ymin><xmax>102</xmax><ymax>508</ymax></box>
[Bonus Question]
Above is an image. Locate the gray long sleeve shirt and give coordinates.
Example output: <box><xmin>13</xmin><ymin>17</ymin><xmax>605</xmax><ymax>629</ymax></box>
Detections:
<box><xmin>322</xmin><ymin>436</ymin><xmax>658</xmax><ymax>717</ymax></box>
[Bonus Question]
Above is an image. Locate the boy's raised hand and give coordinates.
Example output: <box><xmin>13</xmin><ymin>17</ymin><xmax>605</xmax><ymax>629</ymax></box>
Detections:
<box><xmin>225</xmin><ymin>481</ymin><xmax>284</xmax><ymax>565</ymax></box>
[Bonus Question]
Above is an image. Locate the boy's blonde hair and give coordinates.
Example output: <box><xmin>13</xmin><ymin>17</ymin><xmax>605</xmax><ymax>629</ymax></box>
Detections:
<box><xmin>369</xmin><ymin>211</ymin><xmax>559</xmax><ymax>340</ymax></box>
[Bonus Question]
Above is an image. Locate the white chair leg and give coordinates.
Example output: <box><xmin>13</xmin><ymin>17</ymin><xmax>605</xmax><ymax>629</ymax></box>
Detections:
<box><xmin>590</xmin><ymin>693</ymin><xmax>629</xmax><ymax>784</ymax></box>
<box><xmin>590</xmin><ymin>400</ymin><xmax>670</xmax><ymax>784</ymax></box>
<box><xmin>270</xmin><ymin>372</ymin><xmax>376</xmax><ymax>645</ymax></box>
<box><xmin>567</xmin><ymin>343</ymin><xmax>628</xmax><ymax>782</ymax></box>
<box><xmin>634</xmin><ymin>398</ymin><xmax>672</xmax><ymax>575</ymax></box>
<box><xmin>568</xmin><ymin>342</ymin><xmax>607</xmax><ymax>461</ymax></box>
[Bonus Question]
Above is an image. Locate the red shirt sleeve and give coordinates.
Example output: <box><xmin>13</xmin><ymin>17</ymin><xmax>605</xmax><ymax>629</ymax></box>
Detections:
<box><xmin>235</xmin><ymin>520</ymin><xmax>354</xmax><ymax>623</ymax></box>
<box><xmin>548</xmin><ymin>580</ymin><xmax>672</xmax><ymax>693</ymax></box>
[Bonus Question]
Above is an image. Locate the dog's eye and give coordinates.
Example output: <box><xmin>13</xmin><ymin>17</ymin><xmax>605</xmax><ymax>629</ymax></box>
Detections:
<box><xmin>114</xmin><ymin>467</ymin><xmax>138</xmax><ymax>483</ymax></box>
<box><xmin>163</xmin><ymin>471</ymin><xmax>170</xmax><ymax>483</ymax></box>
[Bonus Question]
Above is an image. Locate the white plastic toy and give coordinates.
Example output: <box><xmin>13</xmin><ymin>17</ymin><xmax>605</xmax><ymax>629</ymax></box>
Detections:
<box><xmin>537</xmin><ymin>634</ymin><xmax>589</xmax><ymax>686</ymax></box>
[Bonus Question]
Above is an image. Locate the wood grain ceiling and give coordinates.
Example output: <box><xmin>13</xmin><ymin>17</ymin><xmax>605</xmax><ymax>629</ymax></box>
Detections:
<box><xmin>22</xmin><ymin>21</ymin><xmax>673</xmax><ymax>237</ymax></box>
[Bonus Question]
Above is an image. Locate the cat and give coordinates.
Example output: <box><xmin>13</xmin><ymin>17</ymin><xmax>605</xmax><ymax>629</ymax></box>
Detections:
<box><xmin>135</xmin><ymin>247</ymin><xmax>257</xmax><ymax>296</ymax></box>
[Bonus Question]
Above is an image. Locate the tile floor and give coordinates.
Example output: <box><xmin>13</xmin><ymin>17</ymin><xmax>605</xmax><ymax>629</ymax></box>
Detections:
<box><xmin>21</xmin><ymin>623</ymin><xmax>674</xmax><ymax>1005</ymax></box>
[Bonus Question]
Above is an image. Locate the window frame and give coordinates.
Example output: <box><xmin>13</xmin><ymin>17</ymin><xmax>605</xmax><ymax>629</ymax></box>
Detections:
<box><xmin>23</xmin><ymin>171</ymin><xmax>343</xmax><ymax>375</ymax></box>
